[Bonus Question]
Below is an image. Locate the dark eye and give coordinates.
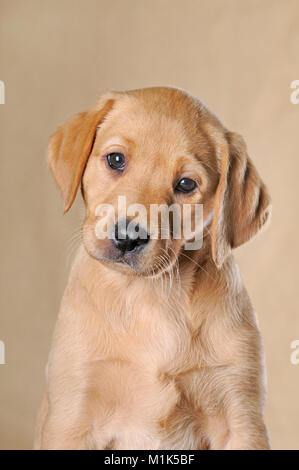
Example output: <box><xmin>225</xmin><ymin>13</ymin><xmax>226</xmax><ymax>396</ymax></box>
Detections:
<box><xmin>107</xmin><ymin>152</ymin><xmax>126</xmax><ymax>171</ymax></box>
<box><xmin>175</xmin><ymin>178</ymin><xmax>197</xmax><ymax>193</ymax></box>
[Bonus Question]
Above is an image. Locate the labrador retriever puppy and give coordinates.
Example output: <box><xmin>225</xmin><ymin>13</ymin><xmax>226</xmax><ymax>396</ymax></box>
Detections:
<box><xmin>35</xmin><ymin>87</ymin><xmax>271</xmax><ymax>450</ymax></box>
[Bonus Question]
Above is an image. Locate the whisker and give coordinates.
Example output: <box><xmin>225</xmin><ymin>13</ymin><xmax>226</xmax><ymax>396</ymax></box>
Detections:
<box><xmin>179</xmin><ymin>251</ymin><xmax>216</xmax><ymax>282</ymax></box>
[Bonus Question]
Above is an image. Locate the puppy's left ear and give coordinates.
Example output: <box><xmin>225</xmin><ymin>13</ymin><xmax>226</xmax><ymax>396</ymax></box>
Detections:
<box><xmin>211</xmin><ymin>132</ymin><xmax>271</xmax><ymax>268</ymax></box>
<box><xmin>48</xmin><ymin>95</ymin><xmax>115</xmax><ymax>213</ymax></box>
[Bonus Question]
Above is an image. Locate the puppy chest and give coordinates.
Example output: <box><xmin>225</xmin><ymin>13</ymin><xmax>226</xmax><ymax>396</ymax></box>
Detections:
<box><xmin>87</xmin><ymin>296</ymin><xmax>200</xmax><ymax>447</ymax></box>
<box><xmin>88</xmin><ymin>358</ymin><xmax>181</xmax><ymax>449</ymax></box>
<box><xmin>98</xmin><ymin>295</ymin><xmax>194</xmax><ymax>368</ymax></box>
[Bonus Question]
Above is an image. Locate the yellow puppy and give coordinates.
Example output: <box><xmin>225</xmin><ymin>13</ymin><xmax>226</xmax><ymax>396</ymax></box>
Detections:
<box><xmin>35</xmin><ymin>87</ymin><xmax>271</xmax><ymax>450</ymax></box>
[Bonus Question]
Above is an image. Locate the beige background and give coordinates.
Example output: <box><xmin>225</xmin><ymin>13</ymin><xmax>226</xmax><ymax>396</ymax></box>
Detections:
<box><xmin>0</xmin><ymin>0</ymin><xmax>299</xmax><ymax>450</ymax></box>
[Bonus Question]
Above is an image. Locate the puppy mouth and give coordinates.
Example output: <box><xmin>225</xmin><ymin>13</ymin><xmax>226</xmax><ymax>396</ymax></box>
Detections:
<box><xmin>89</xmin><ymin>244</ymin><xmax>178</xmax><ymax>278</ymax></box>
<box><xmin>83</xmin><ymin>223</ymin><xmax>180</xmax><ymax>276</ymax></box>
<box><xmin>115</xmin><ymin>251</ymin><xmax>143</xmax><ymax>270</ymax></box>
<box><xmin>89</xmin><ymin>246</ymin><xmax>145</xmax><ymax>274</ymax></box>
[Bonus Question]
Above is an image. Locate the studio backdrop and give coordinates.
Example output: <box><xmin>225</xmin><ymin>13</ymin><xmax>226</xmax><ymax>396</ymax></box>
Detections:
<box><xmin>0</xmin><ymin>0</ymin><xmax>299</xmax><ymax>450</ymax></box>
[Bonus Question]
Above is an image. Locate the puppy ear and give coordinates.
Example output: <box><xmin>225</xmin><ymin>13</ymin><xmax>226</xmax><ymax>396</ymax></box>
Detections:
<box><xmin>48</xmin><ymin>96</ymin><xmax>114</xmax><ymax>213</ymax></box>
<box><xmin>211</xmin><ymin>132</ymin><xmax>271</xmax><ymax>268</ymax></box>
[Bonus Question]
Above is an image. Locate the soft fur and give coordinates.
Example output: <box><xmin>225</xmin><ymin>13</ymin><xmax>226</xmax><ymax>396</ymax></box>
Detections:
<box><xmin>35</xmin><ymin>87</ymin><xmax>271</xmax><ymax>450</ymax></box>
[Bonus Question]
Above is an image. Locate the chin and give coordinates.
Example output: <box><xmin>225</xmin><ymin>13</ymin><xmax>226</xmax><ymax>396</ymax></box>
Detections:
<box><xmin>84</xmin><ymin>244</ymin><xmax>144</xmax><ymax>276</ymax></box>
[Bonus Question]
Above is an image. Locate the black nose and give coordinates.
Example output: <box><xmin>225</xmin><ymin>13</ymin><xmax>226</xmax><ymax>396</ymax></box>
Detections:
<box><xmin>112</xmin><ymin>220</ymin><xmax>150</xmax><ymax>253</ymax></box>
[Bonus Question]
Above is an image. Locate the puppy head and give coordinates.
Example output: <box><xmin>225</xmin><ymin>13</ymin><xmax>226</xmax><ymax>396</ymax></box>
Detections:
<box><xmin>48</xmin><ymin>87</ymin><xmax>271</xmax><ymax>275</ymax></box>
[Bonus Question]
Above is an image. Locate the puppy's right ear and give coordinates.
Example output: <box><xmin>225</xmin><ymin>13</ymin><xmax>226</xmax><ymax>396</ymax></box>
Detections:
<box><xmin>48</xmin><ymin>95</ymin><xmax>115</xmax><ymax>213</ymax></box>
